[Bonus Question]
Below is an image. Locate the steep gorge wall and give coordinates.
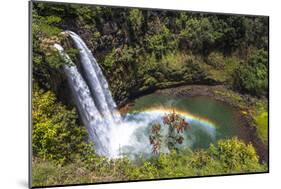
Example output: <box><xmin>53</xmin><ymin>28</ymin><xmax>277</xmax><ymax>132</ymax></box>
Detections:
<box><xmin>58</xmin><ymin>23</ymin><xmax>215</xmax><ymax>106</ymax></box>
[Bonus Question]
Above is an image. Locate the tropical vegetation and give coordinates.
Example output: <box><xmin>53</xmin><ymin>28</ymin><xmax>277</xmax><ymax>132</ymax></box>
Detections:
<box><xmin>31</xmin><ymin>2</ymin><xmax>269</xmax><ymax>187</ymax></box>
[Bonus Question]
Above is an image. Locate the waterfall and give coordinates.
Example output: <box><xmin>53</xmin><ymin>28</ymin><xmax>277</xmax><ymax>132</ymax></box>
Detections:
<box><xmin>54</xmin><ymin>34</ymin><xmax>146</xmax><ymax>158</ymax></box>
<box><xmin>53</xmin><ymin>33</ymin><xmax>152</xmax><ymax>159</ymax></box>
<box><xmin>53</xmin><ymin>31</ymin><xmax>217</xmax><ymax>159</ymax></box>
<box><xmin>66</xmin><ymin>31</ymin><xmax>121</xmax><ymax>123</ymax></box>
<box><xmin>54</xmin><ymin>43</ymin><xmax>117</xmax><ymax>156</ymax></box>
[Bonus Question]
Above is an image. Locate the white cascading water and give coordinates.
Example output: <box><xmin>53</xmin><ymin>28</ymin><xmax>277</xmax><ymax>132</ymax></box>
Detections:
<box><xmin>54</xmin><ymin>31</ymin><xmax>216</xmax><ymax>159</ymax></box>
<box><xmin>54</xmin><ymin>43</ymin><xmax>113</xmax><ymax>156</ymax></box>
<box><xmin>54</xmin><ymin>32</ymin><xmax>144</xmax><ymax>158</ymax></box>
<box><xmin>67</xmin><ymin>31</ymin><xmax>121</xmax><ymax>124</ymax></box>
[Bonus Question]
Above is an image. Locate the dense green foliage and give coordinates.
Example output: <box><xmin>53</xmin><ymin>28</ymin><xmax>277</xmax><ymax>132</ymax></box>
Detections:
<box><xmin>32</xmin><ymin>7</ymin><xmax>63</xmax><ymax>88</ymax></box>
<box><xmin>32</xmin><ymin>85</ymin><xmax>95</xmax><ymax>164</ymax></box>
<box><xmin>32</xmin><ymin>2</ymin><xmax>268</xmax><ymax>99</ymax></box>
<box><xmin>233</xmin><ymin>49</ymin><xmax>268</xmax><ymax>96</ymax></box>
<box><xmin>32</xmin><ymin>137</ymin><xmax>266</xmax><ymax>187</ymax></box>
<box><xmin>31</xmin><ymin>2</ymin><xmax>269</xmax><ymax>186</ymax></box>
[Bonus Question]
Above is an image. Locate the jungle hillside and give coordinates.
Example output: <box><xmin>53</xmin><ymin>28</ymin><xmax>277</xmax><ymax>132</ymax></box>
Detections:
<box><xmin>31</xmin><ymin>2</ymin><xmax>269</xmax><ymax>187</ymax></box>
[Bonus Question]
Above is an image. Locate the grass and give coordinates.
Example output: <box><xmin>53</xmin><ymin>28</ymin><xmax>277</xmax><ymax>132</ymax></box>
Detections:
<box><xmin>255</xmin><ymin>111</ymin><xmax>268</xmax><ymax>144</ymax></box>
<box><xmin>32</xmin><ymin>156</ymin><xmax>136</xmax><ymax>187</ymax></box>
<box><xmin>201</xmin><ymin>56</ymin><xmax>240</xmax><ymax>84</ymax></box>
<box><xmin>32</xmin><ymin>159</ymin><xmax>90</xmax><ymax>187</ymax></box>
<box><xmin>253</xmin><ymin>100</ymin><xmax>268</xmax><ymax>144</ymax></box>
<box><xmin>160</xmin><ymin>52</ymin><xmax>188</xmax><ymax>70</ymax></box>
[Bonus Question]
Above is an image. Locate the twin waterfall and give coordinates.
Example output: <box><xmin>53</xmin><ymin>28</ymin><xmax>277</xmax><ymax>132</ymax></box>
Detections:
<box><xmin>54</xmin><ymin>31</ymin><xmax>216</xmax><ymax>159</ymax></box>
<box><xmin>54</xmin><ymin>31</ymin><xmax>122</xmax><ymax>157</ymax></box>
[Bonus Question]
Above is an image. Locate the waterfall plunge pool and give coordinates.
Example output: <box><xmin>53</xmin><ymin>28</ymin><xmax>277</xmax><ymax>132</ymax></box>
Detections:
<box><xmin>55</xmin><ymin>31</ymin><xmax>246</xmax><ymax>160</ymax></box>
<box><xmin>112</xmin><ymin>94</ymin><xmax>243</xmax><ymax>159</ymax></box>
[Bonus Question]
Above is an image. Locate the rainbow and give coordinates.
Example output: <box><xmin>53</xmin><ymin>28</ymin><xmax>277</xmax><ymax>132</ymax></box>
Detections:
<box><xmin>130</xmin><ymin>106</ymin><xmax>218</xmax><ymax>132</ymax></box>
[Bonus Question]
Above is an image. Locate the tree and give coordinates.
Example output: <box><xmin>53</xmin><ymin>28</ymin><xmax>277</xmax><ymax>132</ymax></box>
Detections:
<box><xmin>145</xmin><ymin>17</ymin><xmax>178</xmax><ymax>59</ymax></box>
<box><xmin>128</xmin><ymin>9</ymin><xmax>144</xmax><ymax>38</ymax></box>
<box><xmin>149</xmin><ymin>111</ymin><xmax>190</xmax><ymax>154</ymax></box>
<box><xmin>208</xmin><ymin>137</ymin><xmax>262</xmax><ymax>171</ymax></box>
<box><xmin>233</xmin><ymin>49</ymin><xmax>268</xmax><ymax>96</ymax></box>
<box><xmin>179</xmin><ymin>17</ymin><xmax>221</xmax><ymax>54</ymax></box>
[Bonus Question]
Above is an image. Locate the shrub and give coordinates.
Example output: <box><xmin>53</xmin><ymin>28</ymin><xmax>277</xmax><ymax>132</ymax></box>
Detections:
<box><xmin>102</xmin><ymin>45</ymin><xmax>135</xmax><ymax>68</ymax></box>
<box><xmin>32</xmin><ymin>86</ymin><xmax>94</xmax><ymax>164</ymax></box>
<box><xmin>145</xmin><ymin>25</ymin><xmax>178</xmax><ymax>59</ymax></box>
<box><xmin>207</xmin><ymin>52</ymin><xmax>225</xmax><ymax>69</ymax></box>
<box><xmin>208</xmin><ymin>137</ymin><xmax>262</xmax><ymax>171</ymax></box>
<box><xmin>254</xmin><ymin>102</ymin><xmax>268</xmax><ymax>144</ymax></box>
<box><xmin>128</xmin><ymin>9</ymin><xmax>143</xmax><ymax>36</ymax></box>
<box><xmin>179</xmin><ymin>18</ymin><xmax>220</xmax><ymax>54</ymax></box>
<box><xmin>32</xmin><ymin>137</ymin><xmax>267</xmax><ymax>186</ymax></box>
<box><xmin>131</xmin><ymin>137</ymin><xmax>266</xmax><ymax>179</ymax></box>
<box><xmin>233</xmin><ymin>49</ymin><xmax>268</xmax><ymax>96</ymax></box>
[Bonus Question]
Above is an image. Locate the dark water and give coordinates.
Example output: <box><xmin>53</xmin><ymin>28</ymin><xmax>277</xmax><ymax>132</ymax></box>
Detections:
<box><xmin>129</xmin><ymin>94</ymin><xmax>241</xmax><ymax>150</ymax></box>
